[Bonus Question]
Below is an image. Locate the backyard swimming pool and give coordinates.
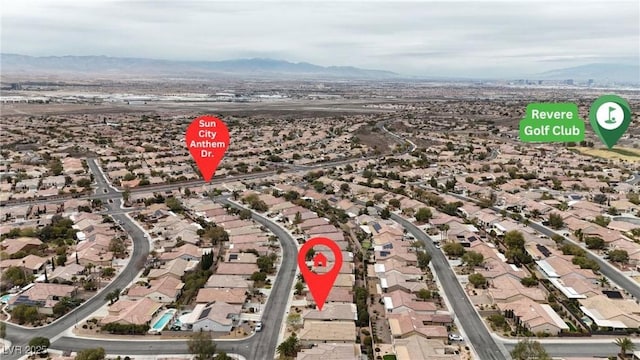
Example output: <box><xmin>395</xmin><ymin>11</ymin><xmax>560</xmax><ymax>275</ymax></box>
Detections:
<box><xmin>0</xmin><ymin>294</ymin><xmax>13</xmax><ymax>304</ymax></box>
<box><xmin>151</xmin><ymin>309</ymin><xmax>176</xmax><ymax>331</ymax></box>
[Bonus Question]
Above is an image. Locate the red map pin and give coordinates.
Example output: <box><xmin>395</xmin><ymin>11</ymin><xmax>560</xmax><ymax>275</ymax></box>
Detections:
<box><xmin>298</xmin><ymin>237</ymin><xmax>342</xmax><ymax>311</ymax></box>
<box><xmin>185</xmin><ymin>115</ymin><xmax>230</xmax><ymax>182</ymax></box>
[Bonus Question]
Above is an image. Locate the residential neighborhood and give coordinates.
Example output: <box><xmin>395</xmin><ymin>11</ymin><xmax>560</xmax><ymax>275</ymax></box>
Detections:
<box><xmin>1</xmin><ymin>7</ymin><xmax>640</xmax><ymax>358</ymax></box>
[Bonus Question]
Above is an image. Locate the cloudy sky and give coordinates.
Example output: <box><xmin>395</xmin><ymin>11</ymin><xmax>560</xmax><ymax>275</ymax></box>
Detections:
<box><xmin>2</xmin><ymin>0</ymin><xmax>639</xmax><ymax>77</ymax></box>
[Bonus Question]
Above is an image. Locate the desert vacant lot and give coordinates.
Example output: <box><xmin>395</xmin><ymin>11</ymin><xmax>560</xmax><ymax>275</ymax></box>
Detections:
<box><xmin>573</xmin><ymin>147</ymin><xmax>640</xmax><ymax>162</ymax></box>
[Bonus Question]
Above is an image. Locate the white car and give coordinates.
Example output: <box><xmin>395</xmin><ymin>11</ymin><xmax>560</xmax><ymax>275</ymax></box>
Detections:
<box><xmin>255</xmin><ymin>322</ymin><xmax>263</xmax><ymax>332</ymax></box>
<box><xmin>448</xmin><ymin>333</ymin><xmax>463</xmax><ymax>341</ymax></box>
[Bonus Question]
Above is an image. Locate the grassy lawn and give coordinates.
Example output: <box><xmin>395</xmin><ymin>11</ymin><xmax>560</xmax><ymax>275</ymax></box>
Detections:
<box><xmin>362</xmin><ymin>240</ymin><xmax>371</xmax><ymax>251</ymax></box>
<box><xmin>383</xmin><ymin>355</ymin><xmax>397</xmax><ymax>360</ymax></box>
<box><xmin>572</xmin><ymin>147</ymin><xmax>640</xmax><ymax>162</ymax></box>
<box><xmin>566</xmin><ymin>321</ymin><xmax>577</xmax><ymax>331</ymax></box>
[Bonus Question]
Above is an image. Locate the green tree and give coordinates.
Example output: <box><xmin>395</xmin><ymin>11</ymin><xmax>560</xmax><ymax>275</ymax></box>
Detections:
<box><xmin>283</xmin><ymin>191</ymin><xmax>300</xmax><ymax>201</ymax></box>
<box><xmin>250</xmin><ymin>272</ymin><xmax>267</xmax><ymax>282</ymax></box>
<box><xmin>76</xmin><ymin>178</ymin><xmax>92</xmax><ymax>188</ymax></box>
<box><xmin>504</xmin><ymin>230</ymin><xmax>525</xmax><ymax>249</ymax></box>
<box><xmin>442</xmin><ymin>202</ymin><xmax>462</xmax><ymax>216</ymax></box>
<box><xmin>468</xmin><ymin>273</ymin><xmax>487</xmax><ymax>288</ymax></box>
<box><xmin>461</xmin><ymin>251</ymin><xmax>484</xmax><ymax>267</ymax></box>
<box><xmin>57</xmin><ymin>253</ymin><xmax>67</xmax><ymax>266</ymax></box>
<box><xmin>109</xmin><ymin>238</ymin><xmax>126</xmax><ymax>257</ymax></box>
<box><xmin>552</xmin><ymin>234</ymin><xmax>564</xmax><ymax>245</ymax></box>
<box><xmin>572</xmin><ymin>256</ymin><xmax>600</xmax><ymax>271</ymax></box>
<box><xmin>3</xmin><ymin>266</ymin><xmax>31</xmax><ymax>287</ymax></box>
<box><xmin>104</xmin><ymin>289</ymin><xmax>121</xmax><ymax>305</ymax></box>
<box><xmin>594</xmin><ymin>215</ymin><xmax>611</xmax><ymax>227</ymax></box>
<box><xmin>122</xmin><ymin>188</ymin><xmax>130</xmax><ymax>203</ymax></box>
<box><xmin>561</xmin><ymin>244</ymin><xmax>586</xmax><ymax>256</ymax></box>
<box><xmin>165</xmin><ymin>197</ymin><xmax>183</xmax><ymax>212</ymax></box>
<box><xmin>28</xmin><ymin>337</ymin><xmax>50</xmax><ymax>354</ymax></box>
<box><xmin>510</xmin><ymin>339</ymin><xmax>551</xmax><ymax>360</ymax></box>
<box><xmin>380</xmin><ymin>207</ymin><xmax>391</xmax><ymax>219</ymax></box>
<box><xmin>442</xmin><ymin>242</ymin><xmax>465</xmax><ymax>258</ymax></box>
<box><xmin>295</xmin><ymin>281</ymin><xmax>304</xmax><ymax>295</ymax></box>
<box><xmin>429</xmin><ymin>176</ymin><xmax>438</xmax><ymax>188</ymax></box>
<box><xmin>487</xmin><ymin>314</ymin><xmax>507</xmax><ymax>329</ymax></box>
<box><xmin>257</xmin><ymin>254</ymin><xmax>276</xmax><ymax>274</ymax></box>
<box><xmin>548</xmin><ymin>212</ymin><xmax>564</xmax><ymax>229</ymax></box>
<box><xmin>277</xmin><ymin>334</ymin><xmax>301</xmax><ymax>358</ymax></box>
<box><xmin>101</xmin><ymin>267</ymin><xmax>115</xmax><ymax>278</ymax></box>
<box><xmin>75</xmin><ymin>347</ymin><xmax>106</xmax><ymax>360</ymax></box>
<box><xmin>49</xmin><ymin>159</ymin><xmax>63</xmax><ymax>176</ymax></box>
<box><xmin>585</xmin><ymin>236</ymin><xmax>605</xmax><ymax>250</ymax></box>
<box><xmin>615</xmin><ymin>337</ymin><xmax>636</xmax><ymax>359</ymax></box>
<box><xmin>239</xmin><ymin>209</ymin><xmax>252</xmax><ymax>220</ymax></box>
<box><xmin>609</xmin><ymin>249</ymin><xmax>629</xmax><ymax>263</ymax></box>
<box><xmin>389</xmin><ymin>198</ymin><xmax>401</xmax><ymax>209</ymax></box>
<box><xmin>416</xmin><ymin>288</ymin><xmax>432</xmax><ymax>300</ymax></box>
<box><xmin>11</xmin><ymin>304</ymin><xmax>39</xmax><ymax>324</ymax></box>
<box><xmin>417</xmin><ymin>251</ymin><xmax>431</xmax><ymax>270</ymax></box>
<box><xmin>203</xmin><ymin>226</ymin><xmax>229</xmax><ymax>244</ymax></box>
<box><xmin>593</xmin><ymin>193</ymin><xmax>608</xmax><ymax>205</ymax></box>
<box><xmin>188</xmin><ymin>331</ymin><xmax>217</xmax><ymax>360</ymax></box>
<box><xmin>200</xmin><ymin>251</ymin><xmax>214</xmax><ymax>270</ymax></box>
<box><xmin>414</xmin><ymin>207</ymin><xmax>433</xmax><ymax>223</ymax></box>
<box><xmin>214</xmin><ymin>353</ymin><xmax>233</xmax><ymax>360</ymax></box>
<box><xmin>520</xmin><ymin>276</ymin><xmax>539</xmax><ymax>287</ymax></box>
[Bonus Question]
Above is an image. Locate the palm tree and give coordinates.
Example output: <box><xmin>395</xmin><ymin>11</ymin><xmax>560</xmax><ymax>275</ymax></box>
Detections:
<box><xmin>530</xmin><ymin>209</ymin><xmax>541</xmax><ymax>219</ymax></box>
<box><xmin>615</xmin><ymin>337</ymin><xmax>635</xmax><ymax>359</ymax></box>
<box><xmin>440</xmin><ymin>224</ymin><xmax>450</xmax><ymax>241</ymax></box>
<box><xmin>598</xmin><ymin>276</ymin><xmax>610</xmax><ymax>289</ymax></box>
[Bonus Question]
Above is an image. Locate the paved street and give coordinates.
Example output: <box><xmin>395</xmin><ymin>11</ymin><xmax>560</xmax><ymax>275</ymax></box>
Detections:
<box><xmin>528</xmin><ymin>221</ymin><xmax>640</xmax><ymax>300</ymax></box>
<box><xmin>218</xmin><ymin>198</ymin><xmax>298</xmax><ymax>360</ymax></box>
<box><xmin>3</xmin><ymin>132</ymin><xmax>640</xmax><ymax>359</ymax></box>
<box><xmin>50</xmin><ymin>198</ymin><xmax>298</xmax><ymax>360</ymax></box>
<box><xmin>3</xmin><ymin>170</ymin><xmax>298</xmax><ymax>360</ymax></box>
<box><xmin>391</xmin><ymin>214</ymin><xmax>509</xmax><ymax>360</ymax></box>
<box><xmin>2</xmin><ymin>160</ymin><xmax>151</xmax><ymax>360</ymax></box>
<box><xmin>448</xmin><ymin>192</ymin><xmax>640</xmax><ymax>301</ymax></box>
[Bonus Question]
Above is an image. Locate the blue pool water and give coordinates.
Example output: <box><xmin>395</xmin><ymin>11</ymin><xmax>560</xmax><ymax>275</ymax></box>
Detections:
<box><xmin>151</xmin><ymin>309</ymin><xmax>175</xmax><ymax>331</ymax></box>
<box><xmin>0</xmin><ymin>294</ymin><xmax>12</xmax><ymax>304</ymax></box>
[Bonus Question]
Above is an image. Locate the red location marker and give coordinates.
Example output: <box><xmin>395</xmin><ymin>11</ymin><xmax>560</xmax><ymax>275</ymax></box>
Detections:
<box><xmin>298</xmin><ymin>237</ymin><xmax>343</xmax><ymax>311</ymax></box>
<box><xmin>185</xmin><ymin>115</ymin><xmax>230</xmax><ymax>182</ymax></box>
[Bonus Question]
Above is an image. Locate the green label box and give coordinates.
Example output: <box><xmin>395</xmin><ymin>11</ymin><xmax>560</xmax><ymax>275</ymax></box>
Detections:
<box><xmin>519</xmin><ymin>103</ymin><xmax>585</xmax><ymax>143</ymax></box>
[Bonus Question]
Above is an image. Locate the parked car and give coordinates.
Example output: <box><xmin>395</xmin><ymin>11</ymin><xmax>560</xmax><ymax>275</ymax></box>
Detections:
<box><xmin>255</xmin><ymin>321</ymin><xmax>263</xmax><ymax>332</ymax></box>
<box><xmin>448</xmin><ymin>333</ymin><xmax>463</xmax><ymax>341</ymax></box>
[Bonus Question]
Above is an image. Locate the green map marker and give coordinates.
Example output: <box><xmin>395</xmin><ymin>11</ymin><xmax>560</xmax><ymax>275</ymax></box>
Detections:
<box><xmin>589</xmin><ymin>95</ymin><xmax>632</xmax><ymax>149</ymax></box>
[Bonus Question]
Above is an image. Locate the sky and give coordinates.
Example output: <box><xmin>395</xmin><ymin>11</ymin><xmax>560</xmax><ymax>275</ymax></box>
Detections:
<box><xmin>1</xmin><ymin>0</ymin><xmax>639</xmax><ymax>78</ymax></box>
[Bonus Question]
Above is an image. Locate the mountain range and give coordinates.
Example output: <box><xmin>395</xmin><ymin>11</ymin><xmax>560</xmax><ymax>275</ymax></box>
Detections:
<box><xmin>0</xmin><ymin>53</ymin><xmax>397</xmax><ymax>79</ymax></box>
<box><xmin>538</xmin><ymin>63</ymin><xmax>639</xmax><ymax>84</ymax></box>
<box><xmin>1</xmin><ymin>53</ymin><xmax>638</xmax><ymax>83</ymax></box>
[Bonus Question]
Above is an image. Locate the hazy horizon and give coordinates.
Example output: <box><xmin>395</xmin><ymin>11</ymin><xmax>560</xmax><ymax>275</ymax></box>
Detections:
<box><xmin>2</xmin><ymin>1</ymin><xmax>639</xmax><ymax>78</ymax></box>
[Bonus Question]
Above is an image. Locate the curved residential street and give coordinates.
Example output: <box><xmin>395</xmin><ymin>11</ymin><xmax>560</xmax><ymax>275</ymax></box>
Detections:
<box><xmin>3</xmin><ymin>133</ymin><xmax>640</xmax><ymax>359</ymax></box>
<box><xmin>2</xmin><ymin>160</ymin><xmax>298</xmax><ymax>360</ymax></box>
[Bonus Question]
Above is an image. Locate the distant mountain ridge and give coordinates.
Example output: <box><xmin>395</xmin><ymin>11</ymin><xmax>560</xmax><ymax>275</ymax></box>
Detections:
<box><xmin>538</xmin><ymin>63</ymin><xmax>639</xmax><ymax>84</ymax></box>
<box><xmin>0</xmin><ymin>53</ymin><xmax>398</xmax><ymax>79</ymax></box>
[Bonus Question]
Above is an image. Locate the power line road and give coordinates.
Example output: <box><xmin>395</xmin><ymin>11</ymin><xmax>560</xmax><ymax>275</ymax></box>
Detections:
<box><xmin>390</xmin><ymin>213</ymin><xmax>509</xmax><ymax>360</ymax></box>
